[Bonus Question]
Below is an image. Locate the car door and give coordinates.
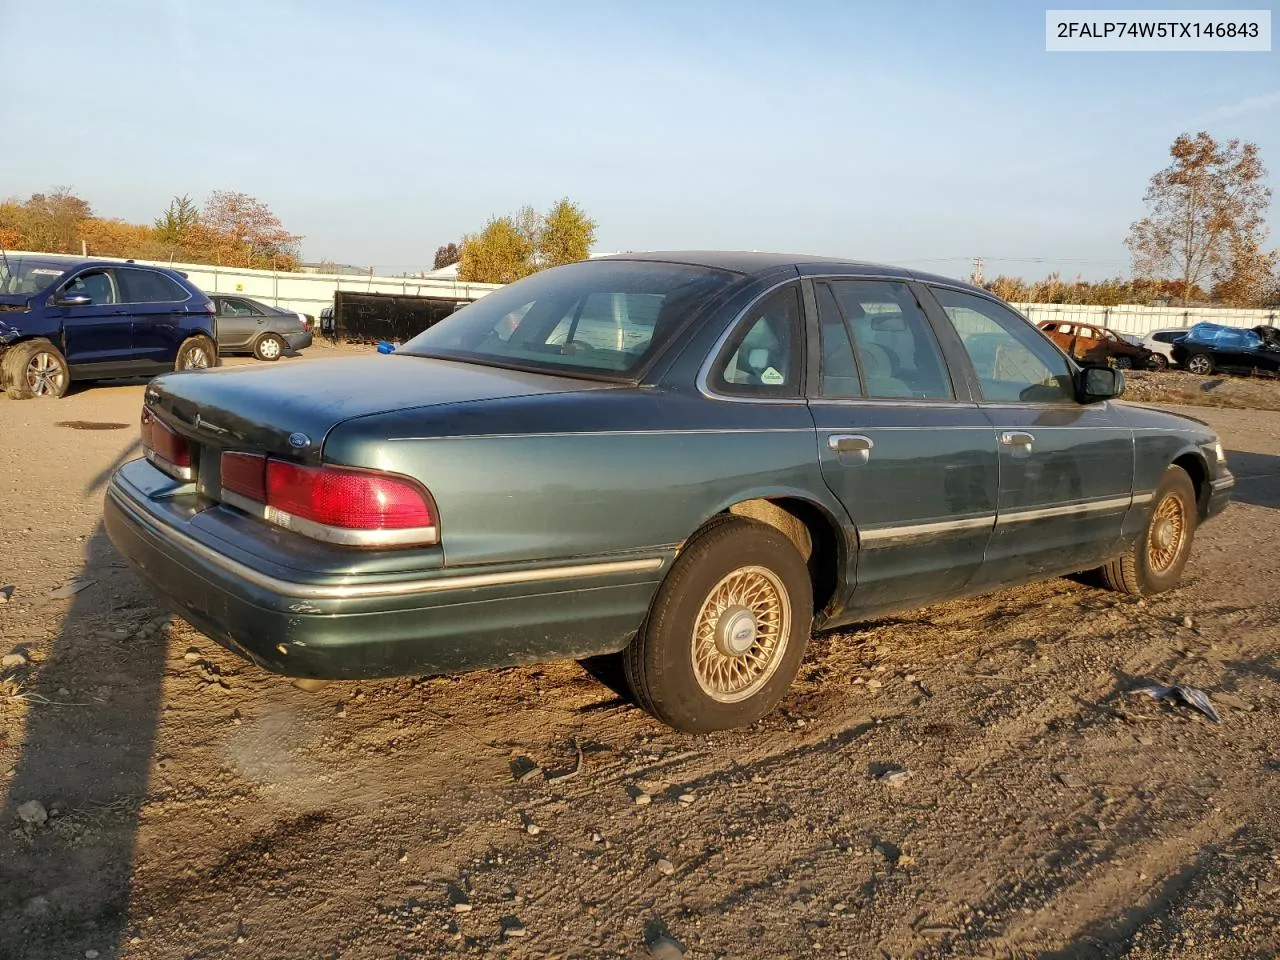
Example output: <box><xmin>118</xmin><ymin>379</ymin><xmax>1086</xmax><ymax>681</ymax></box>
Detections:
<box><xmin>923</xmin><ymin>286</ymin><xmax>1134</xmax><ymax>585</ymax></box>
<box><xmin>215</xmin><ymin>296</ymin><xmax>263</xmax><ymax>349</ymax></box>
<box><xmin>117</xmin><ymin>267</ymin><xmax>193</xmax><ymax>371</ymax></box>
<box><xmin>804</xmin><ymin>278</ymin><xmax>999</xmax><ymax>619</ymax></box>
<box><xmin>56</xmin><ymin>268</ymin><xmax>134</xmax><ymax>372</ymax></box>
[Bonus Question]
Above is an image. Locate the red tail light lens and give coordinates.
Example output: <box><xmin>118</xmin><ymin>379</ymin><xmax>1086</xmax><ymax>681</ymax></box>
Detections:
<box><xmin>219</xmin><ymin>451</ymin><xmax>437</xmax><ymax>547</ymax></box>
<box><xmin>221</xmin><ymin>451</ymin><xmax>267</xmax><ymax>501</ymax></box>
<box><xmin>141</xmin><ymin>407</ymin><xmax>193</xmax><ymax>481</ymax></box>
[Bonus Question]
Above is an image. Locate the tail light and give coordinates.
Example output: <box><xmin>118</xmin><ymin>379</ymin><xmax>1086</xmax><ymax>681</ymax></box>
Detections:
<box><xmin>141</xmin><ymin>407</ymin><xmax>193</xmax><ymax>481</ymax></box>
<box><xmin>220</xmin><ymin>451</ymin><xmax>437</xmax><ymax>548</ymax></box>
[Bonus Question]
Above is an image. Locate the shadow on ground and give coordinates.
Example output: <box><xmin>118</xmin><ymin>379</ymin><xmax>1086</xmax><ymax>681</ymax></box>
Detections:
<box><xmin>0</xmin><ymin>440</ymin><xmax>170</xmax><ymax>959</ymax></box>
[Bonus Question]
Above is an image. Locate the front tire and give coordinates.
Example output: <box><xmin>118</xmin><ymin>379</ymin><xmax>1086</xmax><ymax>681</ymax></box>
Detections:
<box><xmin>1100</xmin><ymin>465</ymin><xmax>1198</xmax><ymax>596</ymax></box>
<box><xmin>1113</xmin><ymin>355</ymin><xmax>1133</xmax><ymax>370</ymax></box>
<box><xmin>175</xmin><ymin>335</ymin><xmax>216</xmax><ymax>372</ymax></box>
<box><xmin>254</xmin><ymin>334</ymin><xmax>285</xmax><ymax>362</ymax></box>
<box><xmin>623</xmin><ymin>516</ymin><xmax>813</xmax><ymax>733</ymax></box>
<box><xmin>1148</xmin><ymin>354</ymin><xmax>1168</xmax><ymax>371</ymax></box>
<box><xmin>1186</xmin><ymin>353</ymin><xmax>1214</xmax><ymax>375</ymax></box>
<box><xmin>3</xmin><ymin>339</ymin><xmax>70</xmax><ymax>399</ymax></box>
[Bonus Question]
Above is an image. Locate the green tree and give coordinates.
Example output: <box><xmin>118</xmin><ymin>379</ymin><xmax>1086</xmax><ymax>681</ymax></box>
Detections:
<box><xmin>538</xmin><ymin>197</ymin><xmax>596</xmax><ymax>267</ymax></box>
<box><xmin>153</xmin><ymin>194</ymin><xmax>200</xmax><ymax>250</ymax></box>
<box><xmin>457</xmin><ymin>215</ymin><xmax>537</xmax><ymax>283</ymax></box>
<box><xmin>1126</xmin><ymin>132</ymin><xmax>1271</xmax><ymax>306</ymax></box>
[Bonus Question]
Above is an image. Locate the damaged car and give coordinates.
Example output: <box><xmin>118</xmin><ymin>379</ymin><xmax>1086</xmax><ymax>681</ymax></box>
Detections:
<box><xmin>0</xmin><ymin>254</ymin><xmax>218</xmax><ymax>399</ymax></box>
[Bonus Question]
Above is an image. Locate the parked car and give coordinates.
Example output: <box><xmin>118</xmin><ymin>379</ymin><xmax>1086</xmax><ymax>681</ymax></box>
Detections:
<box><xmin>209</xmin><ymin>294</ymin><xmax>314</xmax><ymax>361</ymax></box>
<box><xmin>0</xmin><ymin>255</ymin><xmax>218</xmax><ymax>399</ymax></box>
<box><xmin>1171</xmin><ymin>322</ymin><xmax>1280</xmax><ymax>377</ymax></box>
<box><xmin>1137</xmin><ymin>328</ymin><xmax>1193</xmax><ymax>369</ymax></box>
<box><xmin>1038</xmin><ymin>320</ymin><xmax>1156</xmax><ymax>369</ymax></box>
<box><xmin>104</xmin><ymin>252</ymin><xmax>1235</xmax><ymax>733</ymax></box>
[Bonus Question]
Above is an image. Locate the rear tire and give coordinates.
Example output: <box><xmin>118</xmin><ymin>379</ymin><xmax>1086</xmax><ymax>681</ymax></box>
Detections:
<box><xmin>1186</xmin><ymin>353</ymin><xmax>1214</xmax><ymax>375</ymax></box>
<box><xmin>175</xmin><ymin>335</ymin><xmax>215</xmax><ymax>372</ymax></box>
<box><xmin>254</xmin><ymin>334</ymin><xmax>285</xmax><ymax>362</ymax></box>
<box><xmin>3</xmin><ymin>339</ymin><xmax>70</xmax><ymax>399</ymax></box>
<box><xmin>1100</xmin><ymin>465</ymin><xmax>1198</xmax><ymax>596</ymax></box>
<box><xmin>623</xmin><ymin>515</ymin><xmax>813</xmax><ymax>733</ymax></box>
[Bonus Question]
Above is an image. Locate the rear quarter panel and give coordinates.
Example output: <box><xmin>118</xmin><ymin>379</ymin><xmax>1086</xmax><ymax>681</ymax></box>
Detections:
<box><xmin>321</xmin><ymin>387</ymin><xmax>845</xmax><ymax>569</ymax></box>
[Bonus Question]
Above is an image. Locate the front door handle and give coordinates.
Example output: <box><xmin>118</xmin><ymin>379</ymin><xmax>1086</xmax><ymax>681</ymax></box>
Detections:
<box><xmin>1000</xmin><ymin>431</ymin><xmax>1035</xmax><ymax>447</ymax></box>
<box><xmin>828</xmin><ymin>434</ymin><xmax>874</xmax><ymax>454</ymax></box>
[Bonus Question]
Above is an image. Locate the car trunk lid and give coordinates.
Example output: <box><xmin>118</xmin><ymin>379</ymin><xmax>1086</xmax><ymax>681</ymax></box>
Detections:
<box><xmin>147</xmin><ymin>353</ymin><xmax>616</xmax><ymax>463</ymax></box>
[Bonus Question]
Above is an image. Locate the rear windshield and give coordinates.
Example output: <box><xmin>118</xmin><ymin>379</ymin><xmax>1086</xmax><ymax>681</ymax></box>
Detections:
<box><xmin>0</xmin><ymin>257</ymin><xmax>71</xmax><ymax>296</ymax></box>
<box><xmin>397</xmin><ymin>260</ymin><xmax>742</xmax><ymax>378</ymax></box>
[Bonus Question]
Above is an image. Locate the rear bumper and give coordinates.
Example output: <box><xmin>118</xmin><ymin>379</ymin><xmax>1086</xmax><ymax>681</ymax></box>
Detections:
<box><xmin>286</xmin><ymin>329</ymin><xmax>313</xmax><ymax>351</ymax></box>
<box><xmin>104</xmin><ymin>460</ymin><xmax>667</xmax><ymax>681</ymax></box>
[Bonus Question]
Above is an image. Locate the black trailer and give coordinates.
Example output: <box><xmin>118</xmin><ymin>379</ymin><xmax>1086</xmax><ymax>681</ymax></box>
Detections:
<box><xmin>328</xmin><ymin>290</ymin><xmax>470</xmax><ymax>344</ymax></box>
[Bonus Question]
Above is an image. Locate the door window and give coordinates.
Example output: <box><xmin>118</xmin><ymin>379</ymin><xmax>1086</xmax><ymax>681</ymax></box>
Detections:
<box><xmin>64</xmin><ymin>270</ymin><xmax>116</xmax><ymax>305</ymax></box>
<box><xmin>826</xmin><ymin>280</ymin><xmax>953</xmax><ymax>399</ymax></box>
<box><xmin>932</xmin><ymin>287</ymin><xmax>1074</xmax><ymax>403</ymax></box>
<box><xmin>710</xmin><ymin>285</ymin><xmax>802</xmax><ymax>397</ymax></box>
<box><xmin>219</xmin><ymin>297</ymin><xmax>261</xmax><ymax>317</ymax></box>
<box><xmin>815</xmin><ymin>283</ymin><xmax>862</xmax><ymax>398</ymax></box>
<box><xmin>118</xmin><ymin>268</ymin><xmax>189</xmax><ymax>304</ymax></box>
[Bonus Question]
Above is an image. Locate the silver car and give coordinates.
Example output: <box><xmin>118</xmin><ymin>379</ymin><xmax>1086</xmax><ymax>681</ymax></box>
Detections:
<box><xmin>209</xmin><ymin>294</ymin><xmax>314</xmax><ymax>361</ymax></box>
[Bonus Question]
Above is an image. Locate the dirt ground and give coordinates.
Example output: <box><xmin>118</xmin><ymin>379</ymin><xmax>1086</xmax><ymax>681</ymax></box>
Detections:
<box><xmin>1122</xmin><ymin>368</ymin><xmax>1280</xmax><ymax>412</ymax></box>
<box><xmin>1</xmin><ymin>347</ymin><xmax>1278</xmax><ymax>960</ymax></box>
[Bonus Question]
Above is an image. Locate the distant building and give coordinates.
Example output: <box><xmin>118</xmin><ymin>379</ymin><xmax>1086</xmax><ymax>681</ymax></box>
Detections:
<box><xmin>297</xmin><ymin>261</ymin><xmax>371</xmax><ymax>276</ymax></box>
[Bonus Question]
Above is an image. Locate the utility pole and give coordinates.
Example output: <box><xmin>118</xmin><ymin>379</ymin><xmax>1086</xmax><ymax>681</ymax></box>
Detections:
<box><xmin>971</xmin><ymin>256</ymin><xmax>984</xmax><ymax>285</ymax></box>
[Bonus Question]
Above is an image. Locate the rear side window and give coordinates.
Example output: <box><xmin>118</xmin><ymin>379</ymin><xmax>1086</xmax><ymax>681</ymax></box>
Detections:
<box><xmin>119</xmin><ymin>268</ymin><xmax>189</xmax><ymax>304</ymax></box>
<box><xmin>825</xmin><ymin>280</ymin><xmax>953</xmax><ymax>399</ymax></box>
<box><xmin>219</xmin><ymin>297</ymin><xmax>263</xmax><ymax>317</ymax></box>
<box><xmin>710</xmin><ymin>285</ymin><xmax>803</xmax><ymax>397</ymax></box>
<box><xmin>816</xmin><ymin>283</ymin><xmax>862</xmax><ymax>398</ymax></box>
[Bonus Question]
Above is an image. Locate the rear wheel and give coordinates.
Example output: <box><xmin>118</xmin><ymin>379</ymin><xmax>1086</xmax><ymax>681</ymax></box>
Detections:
<box><xmin>1100</xmin><ymin>465</ymin><xmax>1198</xmax><ymax>596</ymax></box>
<box><xmin>3</xmin><ymin>339</ymin><xmax>70</xmax><ymax>399</ymax></box>
<box><xmin>175</xmin><ymin>335</ymin><xmax>215</xmax><ymax>372</ymax></box>
<box><xmin>254</xmin><ymin>334</ymin><xmax>285</xmax><ymax>362</ymax></box>
<box><xmin>1186</xmin><ymin>353</ymin><xmax>1214</xmax><ymax>375</ymax></box>
<box><xmin>623</xmin><ymin>516</ymin><xmax>812</xmax><ymax>733</ymax></box>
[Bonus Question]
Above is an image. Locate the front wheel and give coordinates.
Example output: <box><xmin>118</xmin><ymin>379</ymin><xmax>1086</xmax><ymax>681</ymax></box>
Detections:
<box><xmin>1186</xmin><ymin>353</ymin><xmax>1214</xmax><ymax>375</ymax></box>
<box><xmin>623</xmin><ymin>516</ymin><xmax>813</xmax><ymax>733</ymax></box>
<box><xmin>175</xmin><ymin>335</ymin><xmax>216</xmax><ymax>372</ymax></box>
<box><xmin>254</xmin><ymin>334</ymin><xmax>285</xmax><ymax>362</ymax></box>
<box><xmin>3</xmin><ymin>339</ymin><xmax>70</xmax><ymax>399</ymax></box>
<box><xmin>1147</xmin><ymin>354</ymin><xmax>1168</xmax><ymax>371</ymax></box>
<box><xmin>1113</xmin><ymin>355</ymin><xmax>1133</xmax><ymax>370</ymax></box>
<box><xmin>1099</xmin><ymin>465</ymin><xmax>1198</xmax><ymax>596</ymax></box>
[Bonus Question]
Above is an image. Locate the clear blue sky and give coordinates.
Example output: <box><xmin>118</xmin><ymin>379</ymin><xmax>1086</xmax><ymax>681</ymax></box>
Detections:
<box><xmin>1</xmin><ymin>0</ymin><xmax>1276</xmax><ymax>280</ymax></box>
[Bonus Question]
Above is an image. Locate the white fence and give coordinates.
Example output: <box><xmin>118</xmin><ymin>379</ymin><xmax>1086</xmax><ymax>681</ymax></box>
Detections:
<box><xmin>1012</xmin><ymin>302</ymin><xmax>1279</xmax><ymax>337</ymax></box>
<box><xmin>8</xmin><ymin>250</ymin><xmax>1279</xmax><ymax>334</ymax></box>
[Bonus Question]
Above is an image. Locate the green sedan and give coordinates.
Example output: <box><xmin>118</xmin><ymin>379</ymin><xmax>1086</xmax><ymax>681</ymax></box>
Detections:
<box><xmin>104</xmin><ymin>252</ymin><xmax>1235</xmax><ymax>732</ymax></box>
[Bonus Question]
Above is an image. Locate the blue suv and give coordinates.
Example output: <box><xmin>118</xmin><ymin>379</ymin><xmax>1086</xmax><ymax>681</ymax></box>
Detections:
<box><xmin>0</xmin><ymin>255</ymin><xmax>219</xmax><ymax>399</ymax></box>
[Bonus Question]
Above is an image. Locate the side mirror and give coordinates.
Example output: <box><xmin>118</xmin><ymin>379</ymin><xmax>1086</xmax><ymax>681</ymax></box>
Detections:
<box><xmin>1079</xmin><ymin>364</ymin><xmax>1124</xmax><ymax>403</ymax></box>
<box><xmin>54</xmin><ymin>293</ymin><xmax>92</xmax><ymax>307</ymax></box>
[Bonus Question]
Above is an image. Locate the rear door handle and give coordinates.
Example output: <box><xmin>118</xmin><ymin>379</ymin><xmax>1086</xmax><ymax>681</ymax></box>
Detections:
<box><xmin>828</xmin><ymin>434</ymin><xmax>874</xmax><ymax>454</ymax></box>
<box><xmin>1000</xmin><ymin>431</ymin><xmax>1035</xmax><ymax>447</ymax></box>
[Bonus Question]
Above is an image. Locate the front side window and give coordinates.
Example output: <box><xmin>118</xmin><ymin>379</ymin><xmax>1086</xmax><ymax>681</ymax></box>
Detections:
<box><xmin>710</xmin><ymin>285</ymin><xmax>802</xmax><ymax>396</ymax></box>
<box><xmin>826</xmin><ymin>280</ymin><xmax>953</xmax><ymax>399</ymax></box>
<box><xmin>64</xmin><ymin>269</ymin><xmax>116</xmax><ymax>305</ymax></box>
<box><xmin>932</xmin><ymin>287</ymin><xmax>1074</xmax><ymax>404</ymax></box>
<box><xmin>399</xmin><ymin>260</ymin><xmax>740</xmax><ymax>378</ymax></box>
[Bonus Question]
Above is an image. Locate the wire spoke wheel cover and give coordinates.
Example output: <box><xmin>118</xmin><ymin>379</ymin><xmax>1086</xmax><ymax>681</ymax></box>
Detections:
<box><xmin>1147</xmin><ymin>491</ymin><xmax>1187</xmax><ymax>574</ymax></box>
<box><xmin>26</xmin><ymin>352</ymin><xmax>65</xmax><ymax>397</ymax></box>
<box><xmin>691</xmin><ymin>565</ymin><xmax>790</xmax><ymax>703</ymax></box>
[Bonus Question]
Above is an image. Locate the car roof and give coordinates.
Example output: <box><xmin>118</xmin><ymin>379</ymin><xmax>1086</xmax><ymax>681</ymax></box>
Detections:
<box><xmin>591</xmin><ymin>250</ymin><xmax>992</xmax><ymax>295</ymax></box>
<box><xmin>2</xmin><ymin>253</ymin><xmax>183</xmax><ymax>276</ymax></box>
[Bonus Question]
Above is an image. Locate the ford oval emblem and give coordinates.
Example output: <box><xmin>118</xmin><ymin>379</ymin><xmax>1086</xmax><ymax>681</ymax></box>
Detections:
<box><xmin>288</xmin><ymin>432</ymin><xmax>311</xmax><ymax>449</ymax></box>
